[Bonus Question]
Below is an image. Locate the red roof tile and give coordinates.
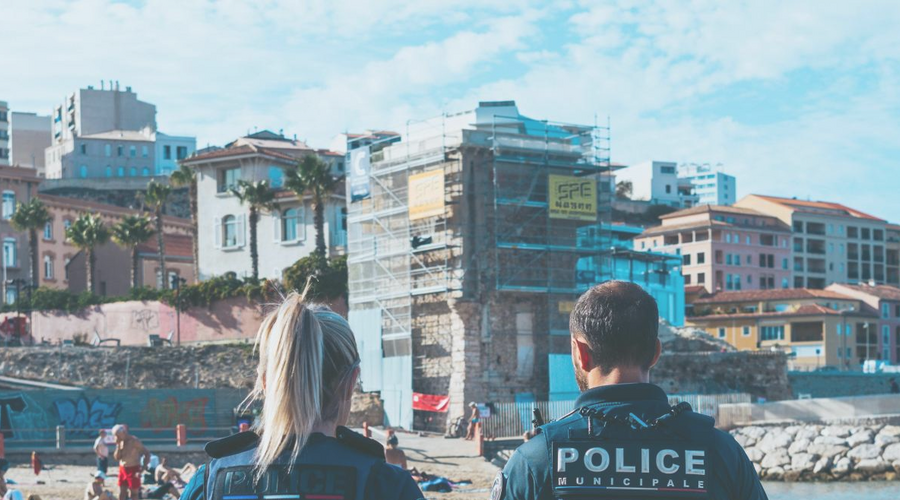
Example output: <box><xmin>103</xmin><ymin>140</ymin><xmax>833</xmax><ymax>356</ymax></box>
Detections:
<box><xmin>137</xmin><ymin>233</ymin><xmax>193</xmax><ymax>259</ymax></box>
<box><xmin>37</xmin><ymin>194</ymin><xmax>191</xmax><ymax>228</ymax></box>
<box><xmin>687</xmin><ymin>306</ymin><xmax>877</xmax><ymax>321</ymax></box>
<box><xmin>659</xmin><ymin>204</ymin><xmax>765</xmax><ymax>220</ymax></box>
<box><xmin>832</xmin><ymin>283</ymin><xmax>900</xmax><ymax>302</ymax></box>
<box><xmin>753</xmin><ymin>194</ymin><xmax>884</xmax><ymax>221</ymax></box>
<box><xmin>693</xmin><ymin>288</ymin><xmax>853</xmax><ymax>304</ymax></box>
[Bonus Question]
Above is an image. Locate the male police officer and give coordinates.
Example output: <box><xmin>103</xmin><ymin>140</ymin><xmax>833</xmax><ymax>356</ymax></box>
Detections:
<box><xmin>494</xmin><ymin>281</ymin><xmax>767</xmax><ymax>500</ymax></box>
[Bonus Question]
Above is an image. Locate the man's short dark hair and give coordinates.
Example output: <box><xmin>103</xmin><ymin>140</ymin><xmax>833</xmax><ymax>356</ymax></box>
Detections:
<box><xmin>569</xmin><ymin>280</ymin><xmax>659</xmax><ymax>373</ymax></box>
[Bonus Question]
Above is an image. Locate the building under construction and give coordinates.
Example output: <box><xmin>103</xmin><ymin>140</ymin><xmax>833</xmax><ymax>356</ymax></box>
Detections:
<box><xmin>347</xmin><ymin>101</ymin><xmax>659</xmax><ymax>430</ymax></box>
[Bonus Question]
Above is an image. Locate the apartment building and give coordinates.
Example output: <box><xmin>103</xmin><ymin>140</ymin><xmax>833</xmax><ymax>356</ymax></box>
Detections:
<box><xmin>36</xmin><ymin>194</ymin><xmax>192</xmax><ymax>293</ymax></box>
<box><xmin>0</xmin><ymin>166</ymin><xmax>41</xmax><ymax>303</ymax></box>
<box><xmin>0</xmin><ymin>102</ymin><xmax>9</xmax><ymax>166</ymax></box>
<box><xmin>687</xmin><ymin>288</ymin><xmax>878</xmax><ymax>370</ymax></box>
<box><xmin>616</xmin><ymin>160</ymin><xmax>697</xmax><ymax>207</ymax></box>
<box><xmin>182</xmin><ymin>130</ymin><xmax>347</xmax><ymax>281</ymax></box>
<box><xmin>329</xmin><ymin>130</ymin><xmax>400</xmax><ymax>154</ymax></box>
<box><xmin>9</xmin><ymin>112</ymin><xmax>52</xmax><ymax>173</ymax></box>
<box><xmin>44</xmin><ymin>84</ymin><xmax>195</xmax><ymax>179</ymax></box>
<box><xmin>633</xmin><ymin>205</ymin><xmax>792</xmax><ymax>293</ymax></box>
<box><xmin>736</xmin><ymin>194</ymin><xmax>890</xmax><ymax>289</ymax></box>
<box><xmin>887</xmin><ymin>224</ymin><xmax>900</xmax><ymax>287</ymax></box>
<box><xmin>678</xmin><ymin>163</ymin><xmax>736</xmax><ymax>206</ymax></box>
<box><xmin>828</xmin><ymin>283</ymin><xmax>900</xmax><ymax>364</ymax></box>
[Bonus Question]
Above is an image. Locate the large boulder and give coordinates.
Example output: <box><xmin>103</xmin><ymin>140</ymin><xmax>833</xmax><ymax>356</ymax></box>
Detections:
<box><xmin>733</xmin><ymin>434</ymin><xmax>753</xmax><ymax>448</ymax></box>
<box><xmin>806</xmin><ymin>443</ymin><xmax>848</xmax><ymax>458</ymax></box>
<box><xmin>847</xmin><ymin>443</ymin><xmax>882</xmax><ymax>461</ymax></box>
<box><xmin>879</xmin><ymin>425</ymin><xmax>900</xmax><ymax>437</ymax></box>
<box><xmin>740</xmin><ymin>426</ymin><xmax>768</xmax><ymax>440</ymax></box>
<box><xmin>761</xmin><ymin>449</ymin><xmax>790</xmax><ymax>469</ymax></box>
<box><xmin>784</xmin><ymin>425</ymin><xmax>803</xmax><ymax>436</ymax></box>
<box><xmin>788</xmin><ymin>438</ymin><xmax>811</xmax><ymax>455</ymax></box>
<box><xmin>875</xmin><ymin>434</ymin><xmax>900</xmax><ymax>448</ymax></box>
<box><xmin>846</xmin><ymin>430</ymin><xmax>874</xmax><ymax>448</ymax></box>
<box><xmin>893</xmin><ymin>460</ymin><xmax>900</xmax><ymax>474</ymax></box>
<box><xmin>795</xmin><ymin>427</ymin><xmax>819</xmax><ymax>441</ymax></box>
<box><xmin>813</xmin><ymin>435</ymin><xmax>847</xmax><ymax>446</ymax></box>
<box><xmin>883</xmin><ymin>442</ymin><xmax>900</xmax><ymax>462</ymax></box>
<box><xmin>758</xmin><ymin>431</ymin><xmax>792</xmax><ymax>454</ymax></box>
<box><xmin>855</xmin><ymin>459</ymin><xmax>888</xmax><ymax>474</ymax></box>
<box><xmin>813</xmin><ymin>456</ymin><xmax>832</xmax><ymax>474</ymax></box>
<box><xmin>832</xmin><ymin>457</ymin><xmax>852</xmax><ymax>477</ymax></box>
<box><xmin>744</xmin><ymin>447</ymin><xmax>765</xmax><ymax>463</ymax></box>
<box><xmin>822</xmin><ymin>426</ymin><xmax>852</xmax><ymax>438</ymax></box>
<box><xmin>790</xmin><ymin>453</ymin><xmax>816</xmax><ymax>473</ymax></box>
<box><xmin>764</xmin><ymin>466</ymin><xmax>785</xmax><ymax>480</ymax></box>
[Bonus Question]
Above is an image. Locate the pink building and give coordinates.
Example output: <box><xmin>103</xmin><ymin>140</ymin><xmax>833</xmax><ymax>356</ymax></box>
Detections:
<box><xmin>634</xmin><ymin>205</ymin><xmax>792</xmax><ymax>293</ymax></box>
<box><xmin>827</xmin><ymin>283</ymin><xmax>900</xmax><ymax>364</ymax></box>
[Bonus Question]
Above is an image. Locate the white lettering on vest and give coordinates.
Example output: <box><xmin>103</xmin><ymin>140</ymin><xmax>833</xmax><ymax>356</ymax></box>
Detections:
<box><xmin>558</xmin><ymin>448</ymin><xmax>579</xmax><ymax>472</ymax></box>
<box><xmin>641</xmin><ymin>448</ymin><xmax>650</xmax><ymax>473</ymax></box>
<box><xmin>656</xmin><ymin>449</ymin><xmax>680</xmax><ymax>474</ymax></box>
<box><xmin>623</xmin><ymin>478</ymin><xmax>631</xmax><ymax>486</ymax></box>
<box><xmin>667</xmin><ymin>479</ymin><xmax>675</xmax><ymax>488</ymax></box>
<box><xmin>615</xmin><ymin>448</ymin><xmax>636</xmax><ymax>473</ymax></box>
<box><xmin>685</xmin><ymin>450</ymin><xmax>706</xmax><ymax>475</ymax></box>
<box><xmin>584</xmin><ymin>448</ymin><xmax>610</xmax><ymax>472</ymax></box>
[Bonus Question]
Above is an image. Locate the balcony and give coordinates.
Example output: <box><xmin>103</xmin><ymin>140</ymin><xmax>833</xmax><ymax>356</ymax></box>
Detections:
<box><xmin>807</xmin><ymin>258</ymin><xmax>826</xmax><ymax>274</ymax></box>
<box><xmin>806</xmin><ymin>222</ymin><xmax>826</xmax><ymax>235</ymax></box>
<box><xmin>806</xmin><ymin>239</ymin><xmax>826</xmax><ymax>255</ymax></box>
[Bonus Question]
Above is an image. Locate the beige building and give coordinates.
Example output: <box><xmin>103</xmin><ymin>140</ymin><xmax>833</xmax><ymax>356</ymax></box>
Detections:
<box><xmin>0</xmin><ymin>166</ymin><xmax>42</xmax><ymax>303</ymax></box>
<box><xmin>9</xmin><ymin>112</ymin><xmax>52</xmax><ymax>174</ymax></box>
<box><xmin>687</xmin><ymin>288</ymin><xmax>878</xmax><ymax>370</ymax></box>
<box><xmin>36</xmin><ymin>194</ymin><xmax>192</xmax><ymax>292</ymax></box>
<box><xmin>736</xmin><ymin>194</ymin><xmax>890</xmax><ymax>289</ymax></box>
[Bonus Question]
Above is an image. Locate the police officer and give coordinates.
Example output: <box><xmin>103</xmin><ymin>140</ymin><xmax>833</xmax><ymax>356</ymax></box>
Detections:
<box><xmin>494</xmin><ymin>281</ymin><xmax>767</xmax><ymax>500</ymax></box>
<box><xmin>180</xmin><ymin>293</ymin><xmax>424</xmax><ymax>500</ymax></box>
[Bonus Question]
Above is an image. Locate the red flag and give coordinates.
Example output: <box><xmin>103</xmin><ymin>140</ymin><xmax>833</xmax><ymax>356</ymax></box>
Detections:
<box><xmin>412</xmin><ymin>392</ymin><xmax>450</xmax><ymax>412</ymax></box>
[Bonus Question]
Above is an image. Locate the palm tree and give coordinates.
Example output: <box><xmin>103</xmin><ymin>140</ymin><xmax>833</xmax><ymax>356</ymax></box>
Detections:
<box><xmin>111</xmin><ymin>215</ymin><xmax>155</xmax><ymax>289</ymax></box>
<box><xmin>284</xmin><ymin>155</ymin><xmax>337</xmax><ymax>256</ymax></box>
<box><xmin>9</xmin><ymin>198</ymin><xmax>51</xmax><ymax>291</ymax></box>
<box><xmin>143</xmin><ymin>180</ymin><xmax>172</xmax><ymax>288</ymax></box>
<box><xmin>66</xmin><ymin>214</ymin><xmax>110</xmax><ymax>294</ymax></box>
<box><xmin>231</xmin><ymin>180</ymin><xmax>276</xmax><ymax>281</ymax></box>
<box><xmin>170</xmin><ymin>164</ymin><xmax>199</xmax><ymax>280</ymax></box>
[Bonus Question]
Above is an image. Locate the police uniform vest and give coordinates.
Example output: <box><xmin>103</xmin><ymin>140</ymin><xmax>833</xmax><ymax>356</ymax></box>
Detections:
<box><xmin>202</xmin><ymin>427</ymin><xmax>387</xmax><ymax>500</ymax></box>
<box><xmin>541</xmin><ymin>399</ymin><xmax>715</xmax><ymax>499</ymax></box>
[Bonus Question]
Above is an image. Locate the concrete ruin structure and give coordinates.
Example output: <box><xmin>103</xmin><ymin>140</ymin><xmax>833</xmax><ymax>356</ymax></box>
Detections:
<box><xmin>348</xmin><ymin>101</ymin><xmax>661</xmax><ymax>430</ymax></box>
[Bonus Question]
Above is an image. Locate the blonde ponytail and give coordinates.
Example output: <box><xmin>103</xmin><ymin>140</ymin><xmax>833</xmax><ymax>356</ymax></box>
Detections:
<box><xmin>248</xmin><ymin>292</ymin><xmax>359</xmax><ymax>477</ymax></box>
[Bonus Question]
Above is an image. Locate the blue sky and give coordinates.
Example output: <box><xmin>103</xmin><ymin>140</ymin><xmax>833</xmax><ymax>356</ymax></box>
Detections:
<box><xmin>3</xmin><ymin>0</ymin><xmax>899</xmax><ymax>221</ymax></box>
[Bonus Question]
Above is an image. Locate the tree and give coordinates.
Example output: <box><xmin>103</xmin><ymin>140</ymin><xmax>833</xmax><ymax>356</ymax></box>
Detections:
<box><xmin>111</xmin><ymin>215</ymin><xmax>155</xmax><ymax>289</ymax></box>
<box><xmin>615</xmin><ymin>180</ymin><xmax>633</xmax><ymax>200</ymax></box>
<box><xmin>231</xmin><ymin>180</ymin><xmax>277</xmax><ymax>281</ymax></box>
<box><xmin>9</xmin><ymin>198</ymin><xmax>52</xmax><ymax>292</ymax></box>
<box><xmin>66</xmin><ymin>214</ymin><xmax>110</xmax><ymax>294</ymax></box>
<box><xmin>284</xmin><ymin>155</ymin><xmax>338</xmax><ymax>256</ymax></box>
<box><xmin>169</xmin><ymin>164</ymin><xmax>199</xmax><ymax>280</ymax></box>
<box><xmin>143</xmin><ymin>180</ymin><xmax>172</xmax><ymax>288</ymax></box>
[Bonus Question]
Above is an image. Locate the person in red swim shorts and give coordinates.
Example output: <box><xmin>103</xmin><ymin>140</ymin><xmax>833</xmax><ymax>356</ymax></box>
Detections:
<box><xmin>112</xmin><ymin>424</ymin><xmax>150</xmax><ymax>500</ymax></box>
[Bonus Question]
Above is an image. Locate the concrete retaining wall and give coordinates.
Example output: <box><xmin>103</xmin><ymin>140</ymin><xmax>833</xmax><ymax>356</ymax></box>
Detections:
<box><xmin>720</xmin><ymin>394</ymin><xmax>900</xmax><ymax>428</ymax></box>
<box><xmin>789</xmin><ymin>372</ymin><xmax>899</xmax><ymax>399</ymax></box>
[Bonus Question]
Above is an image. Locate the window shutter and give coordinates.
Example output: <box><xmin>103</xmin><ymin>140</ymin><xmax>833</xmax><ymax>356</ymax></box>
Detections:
<box><xmin>273</xmin><ymin>210</ymin><xmax>281</xmax><ymax>242</ymax></box>
<box><xmin>214</xmin><ymin>217</ymin><xmax>221</xmax><ymax>249</ymax></box>
<box><xmin>237</xmin><ymin>214</ymin><xmax>246</xmax><ymax>247</ymax></box>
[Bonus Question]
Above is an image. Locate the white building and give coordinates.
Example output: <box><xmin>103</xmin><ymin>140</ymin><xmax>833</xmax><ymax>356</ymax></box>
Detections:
<box><xmin>9</xmin><ymin>112</ymin><xmax>52</xmax><ymax>173</ymax></box>
<box><xmin>616</xmin><ymin>160</ymin><xmax>697</xmax><ymax>207</ymax></box>
<box><xmin>183</xmin><ymin>130</ymin><xmax>346</xmax><ymax>281</ymax></box>
<box><xmin>0</xmin><ymin>102</ymin><xmax>8</xmax><ymax>166</ymax></box>
<box><xmin>45</xmin><ymin>83</ymin><xmax>195</xmax><ymax>179</ymax></box>
<box><xmin>679</xmin><ymin>163</ymin><xmax>736</xmax><ymax>206</ymax></box>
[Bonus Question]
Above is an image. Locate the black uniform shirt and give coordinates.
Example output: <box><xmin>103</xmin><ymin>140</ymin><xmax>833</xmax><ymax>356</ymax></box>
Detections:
<box><xmin>498</xmin><ymin>383</ymin><xmax>768</xmax><ymax>500</ymax></box>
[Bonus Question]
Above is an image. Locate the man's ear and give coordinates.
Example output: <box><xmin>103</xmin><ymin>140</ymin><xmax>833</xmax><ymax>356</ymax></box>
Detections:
<box><xmin>572</xmin><ymin>336</ymin><xmax>594</xmax><ymax>372</ymax></box>
<box><xmin>648</xmin><ymin>338</ymin><xmax>662</xmax><ymax>369</ymax></box>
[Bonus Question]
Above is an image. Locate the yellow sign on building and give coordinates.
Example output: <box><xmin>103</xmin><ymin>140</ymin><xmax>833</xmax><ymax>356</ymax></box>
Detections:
<box><xmin>548</xmin><ymin>174</ymin><xmax>596</xmax><ymax>221</ymax></box>
<box><xmin>409</xmin><ymin>169</ymin><xmax>445</xmax><ymax>220</ymax></box>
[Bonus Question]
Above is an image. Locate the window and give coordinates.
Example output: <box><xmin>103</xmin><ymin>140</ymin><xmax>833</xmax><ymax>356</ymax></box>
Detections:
<box><xmin>1</xmin><ymin>191</ymin><xmax>15</xmax><ymax>219</ymax></box>
<box><xmin>896</xmin><ymin>304</ymin><xmax>900</xmax><ymax>317</ymax></box>
<box><xmin>117</xmin><ymin>166</ymin><xmax>125</xmax><ymax>177</ymax></box>
<box><xmin>2</xmin><ymin>238</ymin><xmax>16</xmax><ymax>268</ymax></box>
<box><xmin>726</xmin><ymin>254</ymin><xmax>732</xmax><ymax>265</ymax></box>
<box><xmin>697</xmin><ymin>272</ymin><xmax>705</xmax><ymax>284</ymax></box>
<box><xmin>129</xmin><ymin>167</ymin><xmax>137</xmax><ymax>177</ymax></box>
<box><xmin>661</xmin><ymin>166</ymin><xmax>676</xmax><ymax>174</ymax></box>
<box><xmin>218</xmin><ymin>168</ymin><xmax>240</xmax><ymax>193</ymax></box>
<box><xmin>129</xmin><ymin>146</ymin><xmax>136</xmax><ymax>157</ymax></box>
<box><xmin>105</xmin><ymin>166</ymin><xmax>112</xmax><ymax>177</ymax></box>
<box><xmin>848</xmin><ymin>226</ymin><xmax>858</xmax><ymax>238</ymax></box>
<box><xmin>281</xmin><ymin>208</ymin><xmax>301</xmax><ymax>242</ymax></box>
<box><xmin>683</xmin><ymin>254</ymin><xmax>691</xmax><ymax>266</ymax></box>
<box><xmin>718</xmin><ymin>328</ymin><xmax>726</xmax><ymax>339</ymax></box>
<box><xmin>746</xmin><ymin>236</ymin><xmax>751</xmax><ymax>245</ymax></box>
<box><xmin>141</xmin><ymin>167</ymin><xmax>150</xmax><ymax>177</ymax></box>
<box><xmin>141</xmin><ymin>145</ymin><xmax>148</xmax><ymax>158</ymax></box>
<box><xmin>782</xmin><ymin>278</ymin><xmax>789</xmax><ymax>289</ymax></box>
<box><xmin>268</xmin><ymin>166</ymin><xmax>284</xmax><ymax>188</ymax></box>
<box><xmin>747</xmin><ymin>274</ymin><xmax>752</xmax><ymax>285</ymax></box>
<box><xmin>79</xmin><ymin>165</ymin><xmax>88</xmax><ymax>178</ymax></box>
<box><xmin>735</xmin><ymin>254</ymin><xmax>741</xmax><ymax>266</ymax></box>
<box><xmin>43</xmin><ymin>222</ymin><xmax>53</xmax><ymax>240</ymax></box>
<box><xmin>684</xmin><ymin>274</ymin><xmax>692</xmax><ymax>284</ymax></box>
<box><xmin>5</xmin><ymin>288</ymin><xmax>15</xmax><ymax>305</ymax></box>
<box><xmin>782</xmin><ymin>258</ymin><xmax>788</xmax><ymax>270</ymax></box>
<box><xmin>761</xmin><ymin>325</ymin><xmax>785</xmax><ymax>341</ymax></box>
<box><xmin>157</xmin><ymin>270</ymin><xmax>179</xmax><ymax>289</ymax></box>
<box><xmin>80</xmin><ymin>144</ymin><xmax>87</xmax><ymax>155</ymax></box>
<box><xmin>883</xmin><ymin>303</ymin><xmax>890</xmax><ymax>319</ymax></box>
<box><xmin>742</xmin><ymin>326</ymin><xmax>750</xmax><ymax>337</ymax></box>
<box><xmin>222</xmin><ymin>215</ymin><xmax>239</xmax><ymax>247</ymax></box>
<box><xmin>105</xmin><ymin>144</ymin><xmax>111</xmax><ymax>157</ymax></box>
<box><xmin>726</xmin><ymin>274</ymin><xmax>733</xmax><ymax>290</ymax></box>
<box><xmin>44</xmin><ymin>255</ymin><xmax>53</xmax><ymax>279</ymax></box>
<box><xmin>164</xmin><ymin>145</ymin><xmax>172</xmax><ymax>160</ymax></box>
<box><xmin>176</xmin><ymin>146</ymin><xmax>188</xmax><ymax>160</ymax></box>
<box><xmin>883</xmin><ymin>326</ymin><xmax>891</xmax><ymax>361</ymax></box>
<box><xmin>697</xmin><ymin>252</ymin><xmax>705</xmax><ymax>264</ymax></box>
<box><xmin>665</xmin><ymin>184</ymin><xmax>671</xmax><ymax>194</ymax></box>
<box><xmin>726</xmin><ymin>233</ymin><xmax>731</xmax><ymax>243</ymax></box>
<box><xmin>63</xmin><ymin>219</ymin><xmax>72</xmax><ymax>241</ymax></box>
<box><xmin>64</xmin><ymin>257</ymin><xmax>71</xmax><ymax>280</ymax></box>
<box><xmin>862</xmin><ymin>227</ymin><xmax>870</xmax><ymax>240</ymax></box>
<box><xmin>117</xmin><ymin>145</ymin><xmax>123</xmax><ymax>157</ymax></box>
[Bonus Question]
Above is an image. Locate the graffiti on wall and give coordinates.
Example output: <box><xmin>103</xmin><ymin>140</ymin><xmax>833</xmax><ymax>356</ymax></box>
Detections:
<box><xmin>140</xmin><ymin>397</ymin><xmax>209</xmax><ymax>431</ymax></box>
<box><xmin>132</xmin><ymin>309</ymin><xmax>159</xmax><ymax>331</ymax></box>
<box><xmin>0</xmin><ymin>393</ymin><xmax>52</xmax><ymax>440</ymax></box>
<box><xmin>53</xmin><ymin>395</ymin><xmax>123</xmax><ymax>436</ymax></box>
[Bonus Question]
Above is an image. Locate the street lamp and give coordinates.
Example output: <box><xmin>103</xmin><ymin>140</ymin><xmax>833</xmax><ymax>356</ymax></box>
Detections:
<box><xmin>170</xmin><ymin>275</ymin><xmax>187</xmax><ymax>346</ymax></box>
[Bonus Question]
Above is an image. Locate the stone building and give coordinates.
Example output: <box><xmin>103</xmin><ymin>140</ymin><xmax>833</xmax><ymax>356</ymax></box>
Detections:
<box><xmin>347</xmin><ymin>101</ymin><xmax>618</xmax><ymax>430</ymax></box>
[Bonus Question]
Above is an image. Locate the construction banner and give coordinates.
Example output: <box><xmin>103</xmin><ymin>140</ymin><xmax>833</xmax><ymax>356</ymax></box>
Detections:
<box><xmin>408</xmin><ymin>169</ymin><xmax>445</xmax><ymax>220</ymax></box>
<box><xmin>412</xmin><ymin>392</ymin><xmax>450</xmax><ymax>412</ymax></box>
<box><xmin>548</xmin><ymin>174</ymin><xmax>596</xmax><ymax>221</ymax></box>
<box><xmin>348</xmin><ymin>147</ymin><xmax>371</xmax><ymax>202</ymax></box>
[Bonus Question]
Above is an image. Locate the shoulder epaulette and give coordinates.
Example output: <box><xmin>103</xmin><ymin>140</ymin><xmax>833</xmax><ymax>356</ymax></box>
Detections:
<box><xmin>335</xmin><ymin>426</ymin><xmax>384</xmax><ymax>459</ymax></box>
<box><xmin>205</xmin><ymin>431</ymin><xmax>260</xmax><ymax>459</ymax></box>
